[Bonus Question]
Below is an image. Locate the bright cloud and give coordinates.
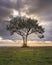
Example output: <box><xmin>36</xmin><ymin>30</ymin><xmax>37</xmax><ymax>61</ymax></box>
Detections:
<box><xmin>12</xmin><ymin>9</ymin><xmax>19</xmax><ymax>17</ymax></box>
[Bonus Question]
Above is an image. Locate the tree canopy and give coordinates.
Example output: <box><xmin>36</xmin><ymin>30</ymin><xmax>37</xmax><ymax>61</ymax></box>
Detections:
<box><xmin>6</xmin><ymin>16</ymin><xmax>44</xmax><ymax>47</ymax></box>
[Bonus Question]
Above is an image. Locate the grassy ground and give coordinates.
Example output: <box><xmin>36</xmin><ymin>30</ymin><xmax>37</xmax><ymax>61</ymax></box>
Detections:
<box><xmin>0</xmin><ymin>47</ymin><xmax>52</xmax><ymax>65</ymax></box>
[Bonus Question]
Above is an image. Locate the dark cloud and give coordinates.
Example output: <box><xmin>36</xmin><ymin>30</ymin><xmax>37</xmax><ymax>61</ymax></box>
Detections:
<box><xmin>0</xmin><ymin>0</ymin><xmax>52</xmax><ymax>41</ymax></box>
<box><xmin>24</xmin><ymin>0</ymin><xmax>52</xmax><ymax>21</ymax></box>
<box><xmin>0</xmin><ymin>7</ymin><xmax>10</xmax><ymax>19</ymax></box>
<box><xmin>0</xmin><ymin>0</ymin><xmax>14</xmax><ymax>9</ymax></box>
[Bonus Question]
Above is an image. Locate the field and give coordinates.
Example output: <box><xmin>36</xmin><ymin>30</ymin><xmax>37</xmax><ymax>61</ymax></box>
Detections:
<box><xmin>0</xmin><ymin>47</ymin><xmax>52</xmax><ymax>65</ymax></box>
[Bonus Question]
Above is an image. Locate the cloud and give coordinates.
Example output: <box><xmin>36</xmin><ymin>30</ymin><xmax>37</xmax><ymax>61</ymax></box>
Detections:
<box><xmin>0</xmin><ymin>37</ymin><xmax>14</xmax><ymax>43</ymax></box>
<box><xmin>23</xmin><ymin>0</ymin><xmax>52</xmax><ymax>21</ymax></box>
<box><xmin>0</xmin><ymin>0</ymin><xmax>52</xmax><ymax>42</ymax></box>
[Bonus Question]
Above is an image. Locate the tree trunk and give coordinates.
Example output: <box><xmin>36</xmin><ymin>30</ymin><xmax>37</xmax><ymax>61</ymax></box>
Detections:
<box><xmin>22</xmin><ymin>35</ymin><xmax>27</xmax><ymax>47</ymax></box>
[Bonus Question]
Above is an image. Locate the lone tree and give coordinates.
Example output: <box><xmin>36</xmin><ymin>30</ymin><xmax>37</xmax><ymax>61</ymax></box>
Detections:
<box><xmin>6</xmin><ymin>16</ymin><xmax>44</xmax><ymax>47</ymax></box>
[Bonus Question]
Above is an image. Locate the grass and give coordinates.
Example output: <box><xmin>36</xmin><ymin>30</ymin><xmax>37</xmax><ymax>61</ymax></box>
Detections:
<box><xmin>0</xmin><ymin>47</ymin><xmax>52</xmax><ymax>65</ymax></box>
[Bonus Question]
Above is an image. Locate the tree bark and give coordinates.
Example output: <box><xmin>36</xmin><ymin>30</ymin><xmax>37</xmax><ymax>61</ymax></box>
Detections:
<box><xmin>22</xmin><ymin>35</ymin><xmax>27</xmax><ymax>47</ymax></box>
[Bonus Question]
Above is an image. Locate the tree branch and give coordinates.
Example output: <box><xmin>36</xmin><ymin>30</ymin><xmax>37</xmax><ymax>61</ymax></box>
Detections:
<box><xmin>16</xmin><ymin>31</ymin><xmax>24</xmax><ymax>36</ymax></box>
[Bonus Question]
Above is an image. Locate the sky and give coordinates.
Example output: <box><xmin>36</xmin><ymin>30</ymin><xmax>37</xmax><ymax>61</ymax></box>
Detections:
<box><xmin>0</xmin><ymin>0</ymin><xmax>52</xmax><ymax>43</ymax></box>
